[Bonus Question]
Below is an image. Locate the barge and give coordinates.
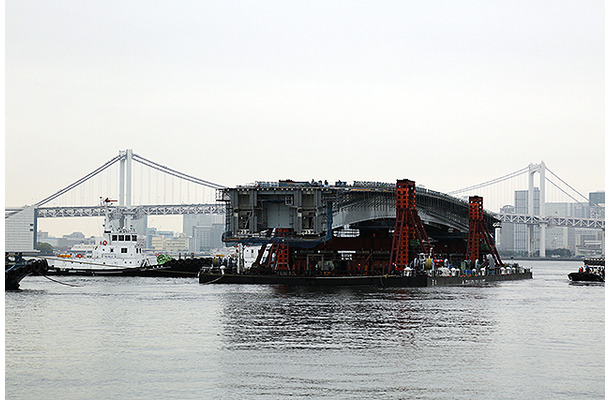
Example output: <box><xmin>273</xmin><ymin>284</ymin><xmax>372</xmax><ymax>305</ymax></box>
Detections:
<box><xmin>199</xmin><ymin>267</ymin><xmax>532</xmax><ymax>287</ymax></box>
<box><xmin>199</xmin><ymin>179</ymin><xmax>533</xmax><ymax>287</ymax></box>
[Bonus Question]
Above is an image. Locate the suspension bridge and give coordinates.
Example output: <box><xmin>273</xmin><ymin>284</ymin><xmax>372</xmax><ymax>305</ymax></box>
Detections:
<box><xmin>5</xmin><ymin>150</ymin><xmax>604</xmax><ymax>257</ymax></box>
<box><xmin>448</xmin><ymin>162</ymin><xmax>604</xmax><ymax>257</ymax></box>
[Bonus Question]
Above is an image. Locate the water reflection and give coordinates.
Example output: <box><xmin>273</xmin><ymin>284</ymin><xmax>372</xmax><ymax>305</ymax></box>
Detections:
<box><xmin>218</xmin><ymin>285</ymin><xmax>497</xmax><ymax>351</ymax></box>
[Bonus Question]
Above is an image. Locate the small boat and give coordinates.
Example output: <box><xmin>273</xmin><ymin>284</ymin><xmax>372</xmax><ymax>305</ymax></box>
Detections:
<box><xmin>5</xmin><ymin>254</ymin><xmax>49</xmax><ymax>290</ymax></box>
<box><xmin>568</xmin><ymin>258</ymin><xmax>604</xmax><ymax>282</ymax></box>
<box><xmin>41</xmin><ymin>198</ymin><xmax>158</xmax><ymax>275</ymax></box>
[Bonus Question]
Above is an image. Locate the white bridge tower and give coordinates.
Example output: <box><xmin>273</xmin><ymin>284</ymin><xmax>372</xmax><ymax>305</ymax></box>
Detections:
<box><xmin>118</xmin><ymin>149</ymin><xmax>133</xmax><ymax>228</ymax></box>
<box><xmin>528</xmin><ymin>162</ymin><xmax>546</xmax><ymax>257</ymax></box>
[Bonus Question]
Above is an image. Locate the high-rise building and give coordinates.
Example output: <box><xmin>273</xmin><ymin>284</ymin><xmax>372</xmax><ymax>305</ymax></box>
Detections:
<box><xmin>498</xmin><ymin>205</ymin><xmax>515</xmax><ymax>252</ymax></box>
<box><xmin>589</xmin><ymin>191</ymin><xmax>605</xmax><ymax>207</ymax></box>
<box><xmin>184</xmin><ymin>214</ymin><xmax>225</xmax><ymax>253</ymax></box>
<box><xmin>513</xmin><ymin>188</ymin><xmax>540</xmax><ymax>255</ymax></box>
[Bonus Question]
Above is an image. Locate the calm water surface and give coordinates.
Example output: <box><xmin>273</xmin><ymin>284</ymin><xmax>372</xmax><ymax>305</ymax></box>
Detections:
<box><xmin>5</xmin><ymin>260</ymin><xmax>604</xmax><ymax>399</ymax></box>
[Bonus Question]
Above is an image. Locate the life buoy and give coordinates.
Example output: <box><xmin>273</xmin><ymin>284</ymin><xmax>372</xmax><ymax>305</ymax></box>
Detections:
<box><xmin>102</xmin><ymin>240</ymin><xmax>108</xmax><ymax>245</ymax></box>
<box><xmin>76</xmin><ymin>253</ymin><xmax>84</xmax><ymax>258</ymax></box>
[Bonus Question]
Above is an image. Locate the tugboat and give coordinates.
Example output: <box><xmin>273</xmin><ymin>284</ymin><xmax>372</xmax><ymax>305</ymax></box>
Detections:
<box><xmin>41</xmin><ymin>198</ymin><xmax>159</xmax><ymax>275</ymax></box>
<box><xmin>5</xmin><ymin>253</ymin><xmax>49</xmax><ymax>290</ymax></box>
<box><xmin>568</xmin><ymin>258</ymin><xmax>605</xmax><ymax>282</ymax></box>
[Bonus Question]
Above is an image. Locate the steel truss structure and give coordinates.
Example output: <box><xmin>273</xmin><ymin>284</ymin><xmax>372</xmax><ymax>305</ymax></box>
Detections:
<box><xmin>498</xmin><ymin>213</ymin><xmax>604</xmax><ymax>229</ymax></box>
<box><xmin>36</xmin><ymin>204</ymin><xmax>225</xmax><ymax>219</ymax></box>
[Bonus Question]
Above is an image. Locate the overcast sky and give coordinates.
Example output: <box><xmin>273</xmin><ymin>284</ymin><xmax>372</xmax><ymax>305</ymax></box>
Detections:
<box><xmin>5</xmin><ymin>1</ymin><xmax>605</xmax><ymax>234</ymax></box>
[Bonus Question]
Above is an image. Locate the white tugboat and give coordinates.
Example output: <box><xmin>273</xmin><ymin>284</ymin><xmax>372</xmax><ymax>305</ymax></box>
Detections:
<box><xmin>43</xmin><ymin>198</ymin><xmax>159</xmax><ymax>275</ymax></box>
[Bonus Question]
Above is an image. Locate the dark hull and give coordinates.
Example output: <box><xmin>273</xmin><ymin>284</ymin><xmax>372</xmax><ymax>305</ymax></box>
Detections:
<box><xmin>568</xmin><ymin>272</ymin><xmax>604</xmax><ymax>282</ymax></box>
<box><xmin>48</xmin><ymin>266</ymin><xmax>198</xmax><ymax>277</ymax></box>
<box><xmin>46</xmin><ymin>257</ymin><xmax>207</xmax><ymax>277</ymax></box>
<box><xmin>5</xmin><ymin>259</ymin><xmax>49</xmax><ymax>290</ymax></box>
<box><xmin>5</xmin><ymin>270</ymin><xmax>30</xmax><ymax>290</ymax></box>
<box><xmin>199</xmin><ymin>271</ymin><xmax>533</xmax><ymax>287</ymax></box>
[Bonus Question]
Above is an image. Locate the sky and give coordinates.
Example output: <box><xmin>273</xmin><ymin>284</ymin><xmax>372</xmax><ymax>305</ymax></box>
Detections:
<box><xmin>4</xmin><ymin>1</ymin><xmax>606</xmax><ymax>236</ymax></box>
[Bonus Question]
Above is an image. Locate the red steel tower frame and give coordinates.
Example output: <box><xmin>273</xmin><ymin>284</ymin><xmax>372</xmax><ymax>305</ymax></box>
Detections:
<box><xmin>389</xmin><ymin>179</ymin><xmax>433</xmax><ymax>273</ymax></box>
<box><xmin>465</xmin><ymin>196</ymin><xmax>503</xmax><ymax>266</ymax></box>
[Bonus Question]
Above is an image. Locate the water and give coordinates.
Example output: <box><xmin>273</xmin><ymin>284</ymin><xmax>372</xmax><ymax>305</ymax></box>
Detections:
<box><xmin>5</xmin><ymin>260</ymin><xmax>604</xmax><ymax>399</ymax></box>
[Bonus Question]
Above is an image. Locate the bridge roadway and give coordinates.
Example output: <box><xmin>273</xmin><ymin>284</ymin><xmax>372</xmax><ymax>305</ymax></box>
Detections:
<box><xmin>34</xmin><ymin>203</ymin><xmax>224</xmax><ymax>219</ymax></box>
<box><xmin>20</xmin><ymin>189</ymin><xmax>604</xmax><ymax>232</ymax></box>
<box><xmin>7</xmin><ymin>198</ymin><xmax>603</xmax><ymax>232</ymax></box>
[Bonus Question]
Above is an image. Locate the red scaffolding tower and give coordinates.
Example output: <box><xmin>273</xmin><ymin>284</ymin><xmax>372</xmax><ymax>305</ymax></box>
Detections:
<box><xmin>389</xmin><ymin>179</ymin><xmax>433</xmax><ymax>273</ymax></box>
<box><xmin>465</xmin><ymin>196</ymin><xmax>503</xmax><ymax>266</ymax></box>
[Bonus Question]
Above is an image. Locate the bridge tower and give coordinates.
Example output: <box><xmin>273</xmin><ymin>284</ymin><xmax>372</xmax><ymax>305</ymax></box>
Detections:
<box><xmin>118</xmin><ymin>149</ymin><xmax>134</xmax><ymax>228</ymax></box>
<box><xmin>528</xmin><ymin>162</ymin><xmax>546</xmax><ymax>257</ymax></box>
<box><xmin>389</xmin><ymin>179</ymin><xmax>433</xmax><ymax>273</ymax></box>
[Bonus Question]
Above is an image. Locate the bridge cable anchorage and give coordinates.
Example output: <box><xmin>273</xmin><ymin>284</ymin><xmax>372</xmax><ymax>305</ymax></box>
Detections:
<box><xmin>34</xmin><ymin>155</ymin><xmax>123</xmax><ymax>207</ymax></box>
<box><xmin>447</xmin><ymin>166</ymin><xmax>529</xmax><ymax>195</ymax></box>
<box><xmin>545</xmin><ymin>167</ymin><xmax>599</xmax><ymax>207</ymax></box>
<box><xmin>131</xmin><ymin>153</ymin><xmax>226</xmax><ymax>190</ymax></box>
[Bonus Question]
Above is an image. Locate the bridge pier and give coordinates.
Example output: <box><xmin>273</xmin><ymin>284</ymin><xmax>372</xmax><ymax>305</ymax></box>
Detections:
<box><xmin>540</xmin><ymin>223</ymin><xmax>546</xmax><ymax>258</ymax></box>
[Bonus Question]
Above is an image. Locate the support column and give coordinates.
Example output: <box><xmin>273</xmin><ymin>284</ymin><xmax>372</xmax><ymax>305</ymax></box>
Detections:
<box><xmin>528</xmin><ymin>225</ymin><xmax>535</xmax><ymax>257</ymax></box>
<box><xmin>539</xmin><ymin>161</ymin><xmax>546</xmax><ymax>219</ymax></box>
<box><xmin>125</xmin><ymin>149</ymin><xmax>133</xmax><ymax>228</ymax></box>
<box><xmin>119</xmin><ymin>150</ymin><xmax>126</xmax><ymax>207</ymax></box>
<box><xmin>528</xmin><ymin>163</ymin><xmax>536</xmax><ymax>218</ymax></box>
<box><xmin>540</xmin><ymin>223</ymin><xmax>546</xmax><ymax>258</ymax></box>
<box><xmin>125</xmin><ymin>149</ymin><xmax>133</xmax><ymax>207</ymax></box>
<box><xmin>117</xmin><ymin>149</ymin><xmax>134</xmax><ymax>229</ymax></box>
<box><xmin>528</xmin><ymin>162</ymin><xmax>546</xmax><ymax>257</ymax></box>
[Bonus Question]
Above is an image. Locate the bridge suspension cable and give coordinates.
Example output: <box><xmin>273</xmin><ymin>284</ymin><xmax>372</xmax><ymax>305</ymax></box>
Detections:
<box><xmin>544</xmin><ymin>178</ymin><xmax>585</xmax><ymax>205</ymax></box>
<box><xmin>131</xmin><ymin>153</ymin><xmax>226</xmax><ymax>190</ymax></box>
<box><xmin>545</xmin><ymin>167</ymin><xmax>598</xmax><ymax>207</ymax></box>
<box><xmin>34</xmin><ymin>155</ymin><xmax>123</xmax><ymax>207</ymax></box>
<box><xmin>448</xmin><ymin>166</ymin><xmax>529</xmax><ymax>195</ymax></box>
